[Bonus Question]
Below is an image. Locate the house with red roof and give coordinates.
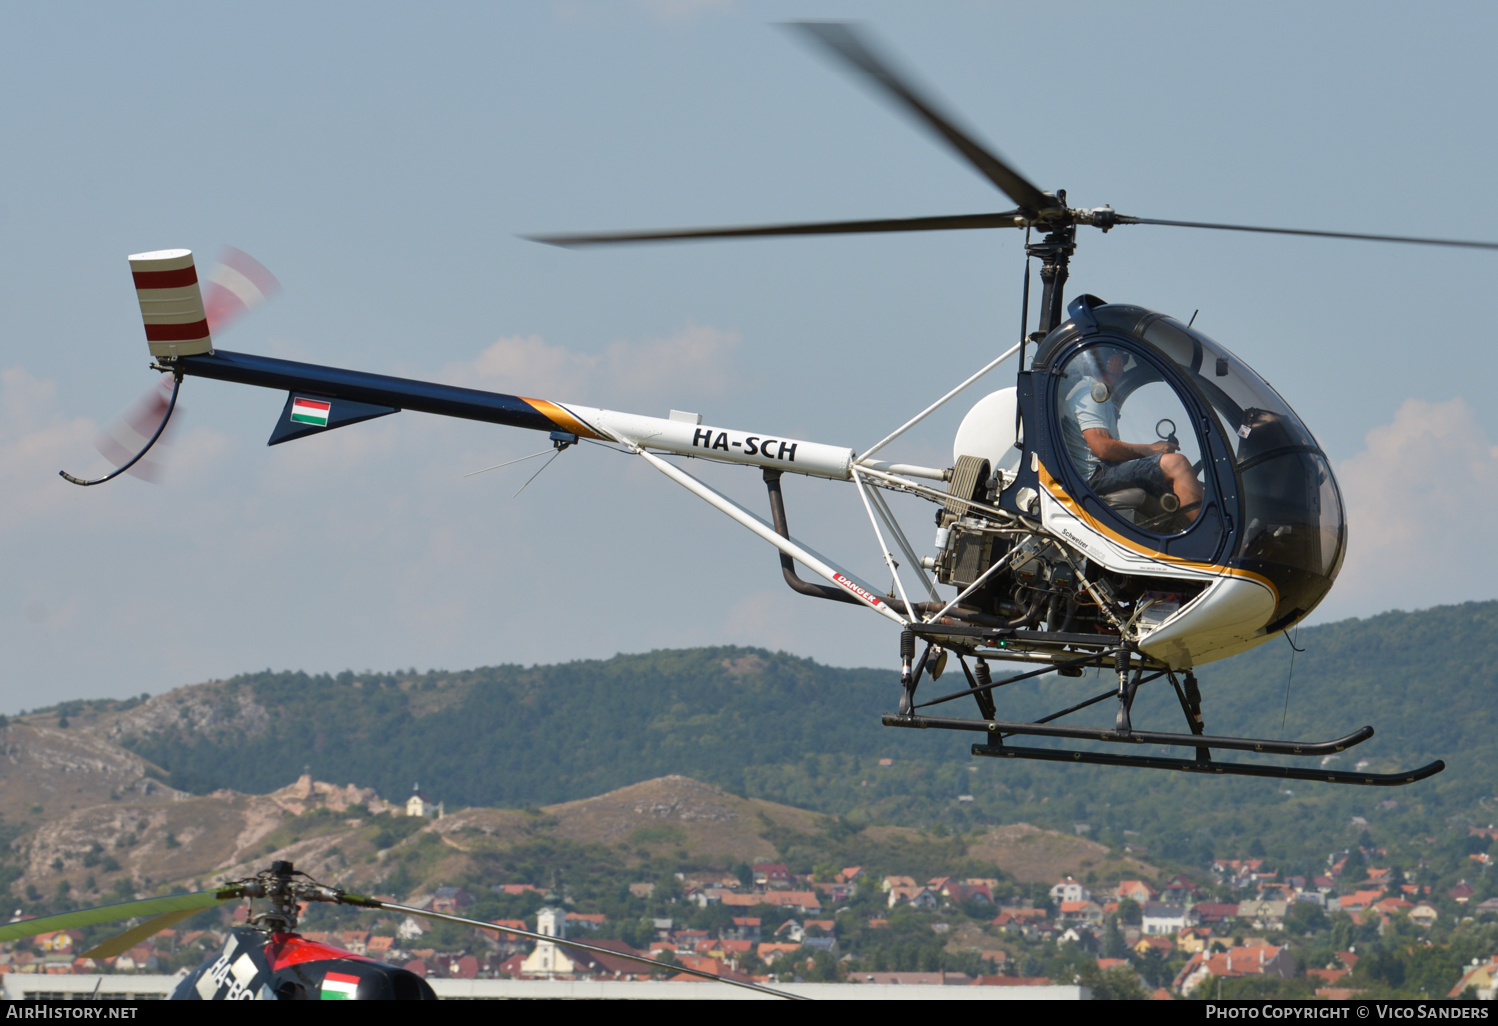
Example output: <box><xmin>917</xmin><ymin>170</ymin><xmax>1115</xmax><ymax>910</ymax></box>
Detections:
<box><xmin>1159</xmin><ymin>877</ymin><xmax>1197</xmax><ymax>904</ymax></box>
<box><xmin>725</xmin><ymin>917</ymin><xmax>761</xmax><ymax>941</ymax></box>
<box><xmin>752</xmin><ymin>863</ymin><xmax>792</xmax><ymax>890</ymax></box>
<box><xmin>1339</xmin><ymin>889</ymin><xmax>1385</xmax><ymax>911</ymax></box>
<box><xmin>1133</xmin><ymin>935</ymin><xmax>1175</xmax><ymax>957</ymax></box>
<box><xmin>1058</xmin><ymin>900</ymin><xmax>1104</xmax><ymax>924</ymax></box>
<box><xmin>886</xmin><ymin>885</ymin><xmax>937</xmax><ymax>909</ymax></box>
<box><xmin>756</xmin><ymin>942</ymin><xmax>800</xmax><ymax>964</ymax></box>
<box><xmin>1175</xmin><ymin>943</ymin><xmax>1296</xmax><ymax>996</ymax></box>
<box><xmin>939</xmin><ymin>881</ymin><xmax>994</xmax><ymax>905</ymax></box>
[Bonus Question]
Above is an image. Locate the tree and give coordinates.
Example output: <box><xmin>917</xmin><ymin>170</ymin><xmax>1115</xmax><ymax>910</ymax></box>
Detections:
<box><xmin>1078</xmin><ymin>962</ymin><xmax>1146</xmax><ymax>1000</ymax></box>
<box><xmin>801</xmin><ymin>949</ymin><xmax>840</xmax><ymax>982</ymax></box>
<box><xmin>1103</xmin><ymin>915</ymin><xmax>1127</xmax><ymax>959</ymax></box>
<box><xmin>1330</xmin><ymin>914</ymin><xmax>1355</xmax><ymax>952</ymax></box>
<box><xmin>1355</xmin><ymin>946</ymin><xmax>1405</xmax><ymax>989</ymax></box>
<box><xmin>1405</xmin><ymin>945</ymin><xmax>1460</xmax><ymax>998</ymax></box>
<box><xmin>1284</xmin><ymin>900</ymin><xmax>1329</xmax><ymax>936</ymax></box>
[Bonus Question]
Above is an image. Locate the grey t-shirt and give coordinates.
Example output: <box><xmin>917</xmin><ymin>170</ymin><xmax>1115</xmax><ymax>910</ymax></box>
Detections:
<box><xmin>1060</xmin><ymin>376</ymin><xmax>1118</xmax><ymax>477</ymax></box>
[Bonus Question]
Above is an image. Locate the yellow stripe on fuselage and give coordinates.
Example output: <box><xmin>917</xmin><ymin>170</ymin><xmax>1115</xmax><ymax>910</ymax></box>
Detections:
<box><xmin>1036</xmin><ymin>462</ymin><xmax>1279</xmax><ymax>603</ymax></box>
<box><xmin>520</xmin><ymin>398</ymin><xmax>607</xmax><ymax>440</ymax></box>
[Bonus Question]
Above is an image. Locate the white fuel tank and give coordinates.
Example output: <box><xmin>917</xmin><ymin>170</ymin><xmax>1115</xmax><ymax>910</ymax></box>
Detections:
<box><xmin>953</xmin><ymin>387</ymin><xmax>1022</xmax><ymax>482</ymax></box>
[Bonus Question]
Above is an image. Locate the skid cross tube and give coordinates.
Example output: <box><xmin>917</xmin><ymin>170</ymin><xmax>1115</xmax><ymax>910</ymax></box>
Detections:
<box><xmin>884</xmin><ymin>713</ymin><xmax>1374</xmax><ymax>757</ymax></box>
<box><xmin>913</xmin><ymin>648</ymin><xmax>1119</xmax><ymax>710</ymax></box>
<box><xmin>969</xmin><ymin>744</ymin><xmax>1446</xmax><ymax>787</ymax></box>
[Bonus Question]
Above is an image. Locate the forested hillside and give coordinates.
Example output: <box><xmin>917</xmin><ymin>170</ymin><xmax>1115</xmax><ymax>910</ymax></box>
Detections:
<box><xmin>31</xmin><ymin>602</ymin><xmax>1498</xmax><ymax>872</ymax></box>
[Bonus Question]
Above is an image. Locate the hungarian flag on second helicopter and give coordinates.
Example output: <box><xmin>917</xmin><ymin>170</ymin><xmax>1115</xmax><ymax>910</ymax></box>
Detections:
<box><xmin>319</xmin><ymin>972</ymin><xmax>360</xmax><ymax>999</ymax></box>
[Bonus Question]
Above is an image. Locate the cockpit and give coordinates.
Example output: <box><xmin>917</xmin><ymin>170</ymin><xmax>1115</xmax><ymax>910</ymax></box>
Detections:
<box><xmin>1055</xmin><ymin>343</ymin><xmax>1206</xmax><ymax>535</ymax></box>
<box><xmin>1032</xmin><ymin>299</ymin><xmax>1346</xmax><ymax>627</ymax></box>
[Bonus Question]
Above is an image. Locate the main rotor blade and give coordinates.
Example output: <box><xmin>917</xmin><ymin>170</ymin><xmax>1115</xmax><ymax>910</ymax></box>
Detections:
<box><xmin>362</xmin><ymin>898</ymin><xmax>805</xmax><ymax>999</ymax></box>
<box><xmin>0</xmin><ymin>887</ymin><xmax>243</xmax><ymax>946</ymax></box>
<box><xmin>1128</xmin><ymin>216</ymin><xmax>1498</xmax><ymax>251</ymax></box>
<box><xmin>529</xmin><ymin>210</ymin><xmax>1027</xmax><ymax>248</ymax></box>
<box><xmin>791</xmin><ymin>22</ymin><xmax>1055</xmax><ymax>218</ymax></box>
<box><xmin>83</xmin><ymin>907</ymin><xmax>212</xmax><ymax>959</ymax></box>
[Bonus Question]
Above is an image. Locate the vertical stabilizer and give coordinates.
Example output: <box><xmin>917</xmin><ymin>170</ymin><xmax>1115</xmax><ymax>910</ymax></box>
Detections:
<box><xmin>128</xmin><ymin>249</ymin><xmax>213</xmax><ymax>359</ymax></box>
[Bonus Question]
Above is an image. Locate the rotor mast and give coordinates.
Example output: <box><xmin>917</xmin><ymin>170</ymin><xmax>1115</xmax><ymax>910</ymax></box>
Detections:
<box><xmin>1028</xmin><ymin>191</ymin><xmax>1077</xmax><ymax>338</ymax></box>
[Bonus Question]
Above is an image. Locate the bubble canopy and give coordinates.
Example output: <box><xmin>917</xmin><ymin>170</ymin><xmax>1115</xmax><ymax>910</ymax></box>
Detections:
<box><xmin>1029</xmin><ymin>299</ymin><xmax>1345</xmax><ymax>629</ymax></box>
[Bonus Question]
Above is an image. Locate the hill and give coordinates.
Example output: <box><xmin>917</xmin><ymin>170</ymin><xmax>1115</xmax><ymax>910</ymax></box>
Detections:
<box><xmin>13</xmin><ymin>601</ymin><xmax>1498</xmax><ymax>880</ymax></box>
<box><xmin>4</xmin><ymin>765</ymin><xmax>1158</xmax><ymax>911</ymax></box>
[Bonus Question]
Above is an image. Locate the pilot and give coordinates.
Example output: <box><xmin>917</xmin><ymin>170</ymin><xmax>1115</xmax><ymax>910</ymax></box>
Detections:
<box><xmin>1062</xmin><ymin>348</ymin><xmax>1203</xmax><ymax>523</ymax></box>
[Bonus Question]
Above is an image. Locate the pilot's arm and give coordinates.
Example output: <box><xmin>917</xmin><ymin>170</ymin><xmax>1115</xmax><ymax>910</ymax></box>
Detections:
<box><xmin>1083</xmin><ymin>428</ymin><xmax>1175</xmax><ymax>463</ymax></box>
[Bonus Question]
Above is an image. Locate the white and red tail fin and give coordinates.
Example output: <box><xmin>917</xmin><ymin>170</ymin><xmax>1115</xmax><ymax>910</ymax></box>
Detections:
<box><xmin>128</xmin><ymin>249</ymin><xmax>213</xmax><ymax>359</ymax></box>
<box><xmin>203</xmin><ymin>246</ymin><xmax>281</xmax><ymax>334</ymax></box>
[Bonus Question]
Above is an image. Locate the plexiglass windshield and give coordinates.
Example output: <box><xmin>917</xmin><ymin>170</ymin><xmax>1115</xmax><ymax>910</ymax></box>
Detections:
<box><xmin>1138</xmin><ymin>317</ymin><xmax>1345</xmax><ymax>578</ymax></box>
<box><xmin>1054</xmin><ymin>343</ymin><xmax>1205</xmax><ymax>535</ymax></box>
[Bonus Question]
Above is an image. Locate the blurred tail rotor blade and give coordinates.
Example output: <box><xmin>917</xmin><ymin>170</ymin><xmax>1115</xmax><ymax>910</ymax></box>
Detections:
<box><xmin>203</xmin><ymin>246</ymin><xmax>282</xmax><ymax>334</ymax></box>
<box><xmin>95</xmin><ymin>374</ymin><xmax>183</xmax><ymax>483</ymax></box>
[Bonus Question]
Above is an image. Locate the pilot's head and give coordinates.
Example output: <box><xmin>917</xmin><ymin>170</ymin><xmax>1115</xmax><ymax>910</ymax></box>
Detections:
<box><xmin>1100</xmin><ymin>350</ymin><xmax>1128</xmax><ymax>383</ymax></box>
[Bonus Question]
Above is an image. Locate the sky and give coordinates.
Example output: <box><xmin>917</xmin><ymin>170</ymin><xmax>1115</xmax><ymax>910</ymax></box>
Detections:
<box><xmin>3</xmin><ymin>1</ymin><xmax>1497</xmax><ymax>708</ymax></box>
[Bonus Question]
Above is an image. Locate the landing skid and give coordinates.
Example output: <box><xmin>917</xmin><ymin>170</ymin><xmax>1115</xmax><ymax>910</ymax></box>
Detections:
<box><xmin>883</xmin><ymin>713</ymin><xmax>1373</xmax><ymax>757</ymax></box>
<box><xmin>884</xmin><ymin>647</ymin><xmax>1444</xmax><ymax>787</ymax></box>
<box><xmin>967</xmin><ymin>743</ymin><xmax>1445</xmax><ymax>787</ymax></box>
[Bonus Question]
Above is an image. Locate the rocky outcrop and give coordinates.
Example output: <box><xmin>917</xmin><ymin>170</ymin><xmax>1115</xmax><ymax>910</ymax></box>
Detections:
<box><xmin>87</xmin><ymin>683</ymin><xmax>271</xmax><ymax>744</ymax></box>
<box><xmin>0</xmin><ymin>722</ymin><xmax>180</xmax><ymax>822</ymax></box>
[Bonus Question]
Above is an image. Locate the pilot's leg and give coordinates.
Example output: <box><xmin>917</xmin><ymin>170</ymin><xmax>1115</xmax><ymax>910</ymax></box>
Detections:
<box><xmin>1160</xmin><ymin>453</ymin><xmax>1203</xmax><ymax>521</ymax></box>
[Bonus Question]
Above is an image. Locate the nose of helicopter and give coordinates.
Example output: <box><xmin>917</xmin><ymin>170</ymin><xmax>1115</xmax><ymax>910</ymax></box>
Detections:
<box><xmin>1030</xmin><ymin>300</ymin><xmax>1345</xmax><ymax>661</ymax></box>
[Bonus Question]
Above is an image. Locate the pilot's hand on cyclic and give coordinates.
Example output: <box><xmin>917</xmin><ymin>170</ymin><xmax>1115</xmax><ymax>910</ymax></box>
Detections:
<box><xmin>1149</xmin><ymin>441</ymin><xmax>1178</xmax><ymax>455</ymax></box>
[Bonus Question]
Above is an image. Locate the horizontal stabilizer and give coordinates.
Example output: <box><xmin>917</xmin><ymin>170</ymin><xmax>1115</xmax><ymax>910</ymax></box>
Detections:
<box><xmin>268</xmin><ymin>393</ymin><xmax>398</xmax><ymax>446</ymax></box>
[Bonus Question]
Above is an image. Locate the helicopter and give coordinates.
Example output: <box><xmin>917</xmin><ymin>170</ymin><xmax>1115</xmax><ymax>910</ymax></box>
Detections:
<box><xmin>0</xmin><ymin>861</ymin><xmax>800</xmax><ymax>1000</ymax></box>
<box><xmin>63</xmin><ymin>23</ymin><xmax>1474</xmax><ymax>788</ymax></box>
